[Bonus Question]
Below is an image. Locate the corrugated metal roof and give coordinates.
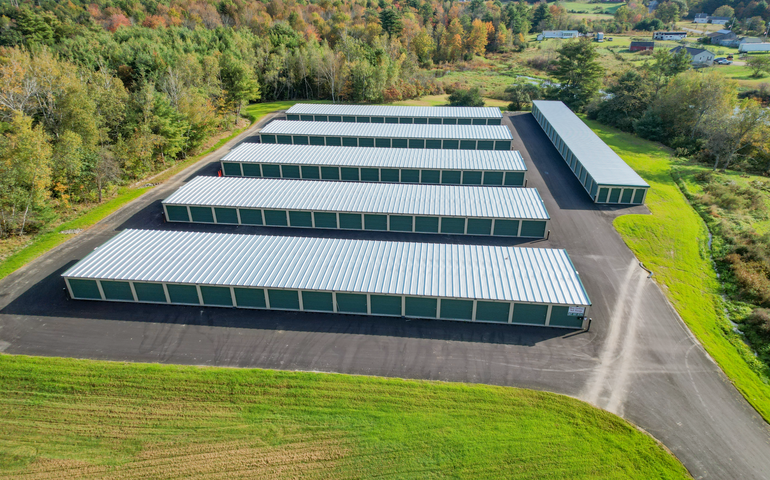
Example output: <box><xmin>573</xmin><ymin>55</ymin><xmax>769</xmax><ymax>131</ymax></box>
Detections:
<box><xmin>221</xmin><ymin>144</ymin><xmax>526</xmax><ymax>171</ymax></box>
<box><xmin>63</xmin><ymin>230</ymin><xmax>590</xmax><ymax>305</ymax></box>
<box><xmin>163</xmin><ymin>177</ymin><xmax>549</xmax><ymax>220</ymax></box>
<box><xmin>286</xmin><ymin>103</ymin><xmax>503</xmax><ymax>119</ymax></box>
<box><xmin>260</xmin><ymin>120</ymin><xmax>513</xmax><ymax>141</ymax></box>
<box><xmin>532</xmin><ymin>101</ymin><xmax>649</xmax><ymax>188</ymax></box>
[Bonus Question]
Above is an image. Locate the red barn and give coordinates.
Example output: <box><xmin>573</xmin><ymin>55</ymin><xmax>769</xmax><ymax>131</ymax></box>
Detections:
<box><xmin>630</xmin><ymin>41</ymin><xmax>655</xmax><ymax>52</ymax></box>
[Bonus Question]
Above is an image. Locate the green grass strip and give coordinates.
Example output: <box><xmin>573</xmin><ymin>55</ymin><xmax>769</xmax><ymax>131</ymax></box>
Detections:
<box><xmin>0</xmin><ymin>354</ymin><xmax>689</xmax><ymax>479</ymax></box>
<box><xmin>583</xmin><ymin>118</ymin><xmax>770</xmax><ymax>421</ymax></box>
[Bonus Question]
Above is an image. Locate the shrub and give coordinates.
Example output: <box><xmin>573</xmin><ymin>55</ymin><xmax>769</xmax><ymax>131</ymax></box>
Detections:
<box><xmin>743</xmin><ymin>308</ymin><xmax>770</xmax><ymax>340</ymax></box>
<box><xmin>448</xmin><ymin>87</ymin><xmax>484</xmax><ymax>107</ymax></box>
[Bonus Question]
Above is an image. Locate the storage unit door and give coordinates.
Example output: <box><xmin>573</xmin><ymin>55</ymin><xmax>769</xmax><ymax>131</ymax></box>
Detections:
<box><xmin>302</xmin><ymin>291</ymin><xmax>334</xmax><ymax>312</ymax></box>
<box><xmin>493</xmin><ymin>219</ymin><xmax>519</xmax><ymax>236</ymax></box>
<box><xmin>414</xmin><ymin>216</ymin><xmax>439</xmax><ymax>233</ymax></box>
<box><xmin>314</xmin><ymin>212</ymin><xmax>338</xmax><ymax>229</ymax></box>
<box><xmin>167</xmin><ymin>284</ymin><xmax>199</xmax><ymax>304</ymax></box>
<box><xmin>512</xmin><ymin>303</ymin><xmax>548</xmax><ymax>325</ymax></box>
<box><xmin>519</xmin><ymin>221</ymin><xmax>546</xmax><ymax>238</ymax></box>
<box><xmin>548</xmin><ymin>306</ymin><xmax>584</xmax><ymax>328</ymax></box>
<box><xmin>268</xmin><ymin>290</ymin><xmax>300</xmax><ymax>310</ymax></box>
<box><xmin>405</xmin><ymin>297</ymin><xmax>437</xmax><ymax>318</ymax></box>
<box><xmin>101</xmin><ymin>280</ymin><xmax>133</xmax><ymax>301</ymax></box>
<box><xmin>166</xmin><ymin>205</ymin><xmax>190</xmax><ymax>222</ymax></box>
<box><xmin>200</xmin><ymin>286</ymin><xmax>233</xmax><ymax>306</ymax></box>
<box><xmin>466</xmin><ymin>218</ymin><xmax>492</xmax><ymax>235</ymax></box>
<box><xmin>336</xmin><ymin>293</ymin><xmax>367</xmax><ymax>314</ymax></box>
<box><xmin>134</xmin><ymin>283</ymin><xmax>167</xmax><ymax>303</ymax></box>
<box><xmin>222</xmin><ymin>162</ymin><xmax>242</xmax><ymax>176</ymax></box>
<box><xmin>214</xmin><ymin>208</ymin><xmax>238</xmax><ymax>224</ymax></box>
<box><xmin>370</xmin><ymin>295</ymin><xmax>402</xmax><ymax>316</ymax></box>
<box><xmin>68</xmin><ymin>279</ymin><xmax>101</xmax><ymax>299</ymax></box>
<box><xmin>239</xmin><ymin>209</ymin><xmax>263</xmax><ymax>225</ymax></box>
<box><xmin>476</xmin><ymin>301</ymin><xmax>510</xmax><ymax>322</ymax></box>
<box><xmin>189</xmin><ymin>207</ymin><xmax>214</xmax><ymax>223</ymax></box>
<box><xmin>439</xmin><ymin>299</ymin><xmax>473</xmax><ymax>320</ymax></box>
<box><xmin>234</xmin><ymin>288</ymin><xmax>266</xmax><ymax>308</ymax></box>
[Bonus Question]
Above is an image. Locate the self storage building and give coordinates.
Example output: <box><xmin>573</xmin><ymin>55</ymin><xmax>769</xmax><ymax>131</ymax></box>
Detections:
<box><xmin>258</xmin><ymin>120</ymin><xmax>514</xmax><ymax>151</ymax></box>
<box><xmin>220</xmin><ymin>144</ymin><xmax>528</xmax><ymax>186</ymax></box>
<box><xmin>162</xmin><ymin>176</ymin><xmax>550</xmax><ymax>238</ymax></box>
<box><xmin>63</xmin><ymin>230</ymin><xmax>591</xmax><ymax>328</ymax></box>
<box><xmin>285</xmin><ymin>103</ymin><xmax>503</xmax><ymax>125</ymax></box>
<box><xmin>531</xmin><ymin>100</ymin><xmax>649</xmax><ymax>204</ymax></box>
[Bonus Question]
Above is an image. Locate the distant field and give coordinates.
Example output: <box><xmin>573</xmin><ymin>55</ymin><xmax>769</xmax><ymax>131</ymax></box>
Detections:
<box><xmin>559</xmin><ymin>0</ymin><xmax>625</xmax><ymax>14</ymax></box>
<box><xmin>0</xmin><ymin>355</ymin><xmax>690</xmax><ymax>479</ymax></box>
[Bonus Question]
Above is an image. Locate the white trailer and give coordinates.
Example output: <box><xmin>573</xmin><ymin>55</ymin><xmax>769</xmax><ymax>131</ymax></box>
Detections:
<box><xmin>739</xmin><ymin>43</ymin><xmax>770</xmax><ymax>53</ymax></box>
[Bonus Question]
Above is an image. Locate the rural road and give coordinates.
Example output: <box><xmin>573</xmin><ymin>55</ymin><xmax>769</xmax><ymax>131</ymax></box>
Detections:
<box><xmin>1</xmin><ymin>111</ymin><xmax>769</xmax><ymax>478</ymax></box>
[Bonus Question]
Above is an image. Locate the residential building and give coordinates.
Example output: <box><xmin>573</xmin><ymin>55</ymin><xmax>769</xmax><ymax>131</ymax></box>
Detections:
<box><xmin>536</xmin><ymin>30</ymin><xmax>579</xmax><ymax>41</ymax></box>
<box><xmin>670</xmin><ymin>46</ymin><xmax>715</xmax><ymax>65</ymax></box>
<box><xmin>653</xmin><ymin>31</ymin><xmax>688</xmax><ymax>40</ymax></box>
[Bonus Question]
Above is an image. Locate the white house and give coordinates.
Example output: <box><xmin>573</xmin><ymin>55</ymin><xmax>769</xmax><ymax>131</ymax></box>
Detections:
<box><xmin>537</xmin><ymin>30</ymin><xmax>580</xmax><ymax>41</ymax></box>
<box><xmin>654</xmin><ymin>31</ymin><xmax>688</xmax><ymax>40</ymax></box>
<box><xmin>670</xmin><ymin>46</ymin><xmax>715</xmax><ymax>65</ymax></box>
<box><xmin>739</xmin><ymin>43</ymin><xmax>770</xmax><ymax>53</ymax></box>
<box><xmin>710</xmin><ymin>16</ymin><xmax>730</xmax><ymax>24</ymax></box>
<box><xmin>694</xmin><ymin>13</ymin><xmax>709</xmax><ymax>23</ymax></box>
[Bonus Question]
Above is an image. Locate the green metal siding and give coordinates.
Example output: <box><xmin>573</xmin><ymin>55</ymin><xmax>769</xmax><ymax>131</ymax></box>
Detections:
<box><xmin>239</xmin><ymin>209</ymin><xmax>263</xmax><ymax>225</ymax></box>
<box><xmin>289</xmin><ymin>211</ymin><xmax>312</xmax><ymax>227</ymax></box>
<box><xmin>512</xmin><ymin>303</ymin><xmax>548</xmax><ymax>325</ymax></box>
<box><xmin>301</xmin><ymin>166</ymin><xmax>320</xmax><ymax>179</ymax></box>
<box><xmin>69</xmin><ymin>279</ymin><xmax>101</xmax><ymax>299</ymax></box>
<box><xmin>234</xmin><ymin>288</ymin><xmax>266</xmax><ymax>308</ymax></box>
<box><xmin>359</xmin><ymin>138</ymin><xmax>374</xmax><ymax>147</ymax></box>
<box><xmin>309</xmin><ymin>136</ymin><xmax>325</xmax><ymax>145</ymax></box>
<box><xmin>337</xmin><ymin>293</ymin><xmax>367</xmax><ymax>313</ymax></box>
<box><xmin>549</xmin><ymin>306</ymin><xmax>583</xmax><ymax>328</ymax></box>
<box><xmin>621</xmin><ymin>188</ymin><xmax>633</xmax><ymax>203</ymax></box>
<box><xmin>428</xmin><ymin>118</ymin><xmax>442</xmax><ymax>125</ymax></box>
<box><xmin>134</xmin><ymin>283</ymin><xmax>166</xmax><ymax>303</ymax></box>
<box><xmin>425</xmin><ymin>139</ymin><xmax>442</xmax><ymax>149</ymax></box>
<box><xmin>458</xmin><ymin>119</ymin><xmax>472</xmax><ymax>125</ymax></box>
<box><xmin>262</xmin><ymin>164</ymin><xmax>281</xmax><ymax>177</ymax></box>
<box><xmin>405</xmin><ymin>297</ymin><xmax>437</xmax><ymax>318</ymax></box>
<box><xmin>190</xmin><ymin>207</ymin><xmax>214</xmax><ymax>223</ymax></box>
<box><xmin>261</xmin><ymin>134</ymin><xmax>276</xmax><ymax>143</ymax></box>
<box><xmin>281</xmin><ymin>165</ymin><xmax>301</xmax><ymax>178</ymax></box>
<box><xmin>439</xmin><ymin>299</ymin><xmax>473</xmax><ymax>320</ymax></box>
<box><xmin>476</xmin><ymin>301</ymin><xmax>510</xmax><ymax>322</ymax></box>
<box><xmin>495</xmin><ymin>141</ymin><xmax>511</xmax><ymax>150</ymax></box>
<box><xmin>326</xmin><ymin>137</ymin><xmax>342</xmax><ymax>146</ymax></box>
<box><xmin>462</xmin><ymin>171</ymin><xmax>482</xmax><ymax>185</ymax></box>
<box><xmin>222</xmin><ymin>162</ymin><xmax>242</xmax><ymax>176</ymax></box>
<box><xmin>342</xmin><ymin>137</ymin><xmax>357</xmax><ymax>147</ymax></box>
<box><xmin>214</xmin><ymin>208</ymin><xmax>238</xmax><ymax>224</ymax></box>
<box><xmin>466</xmin><ymin>218</ymin><xmax>492</xmax><ymax>235</ymax></box>
<box><xmin>339</xmin><ymin>213</ymin><xmax>362</xmax><ymax>229</ymax></box>
<box><xmin>264</xmin><ymin>210</ymin><xmax>288</xmax><ymax>226</ymax></box>
<box><xmin>415</xmin><ymin>216</ymin><xmax>439</xmax><ymax>233</ymax></box>
<box><xmin>399</xmin><ymin>118</ymin><xmax>413</xmax><ymax>124</ymax></box>
<box><xmin>389</xmin><ymin>215</ymin><xmax>413</xmax><ymax>232</ymax></box>
<box><xmin>477</xmin><ymin>140</ymin><xmax>494</xmax><ymax>150</ymax></box>
<box><xmin>409</xmin><ymin>139</ymin><xmax>425</xmax><ymax>149</ymax></box>
<box><xmin>371</xmin><ymin>295</ymin><xmax>402</xmax><ymax>316</ymax></box>
<box><xmin>293</xmin><ymin>136</ymin><xmax>309</xmax><ymax>145</ymax></box>
<box><xmin>242</xmin><ymin>164</ymin><xmax>261</xmax><ymax>177</ymax></box>
<box><xmin>633</xmin><ymin>189</ymin><xmax>645</xmax><ymax>204</ymax></box>
<box><xmin>371</xmin><ymin>117</ymin><xmax>385</xmax><ymax>123</ymax></box>
<box><xmin>302</xmin><ymin>291</ymin><xmax>334</xmax><ymax>312</ymax></box>
<box><xmin>493</xmin><ymin>219</ymin><xmax>519</xmax><ymax>236</ymax></box>
<box><xmin>443</xmin><ymin>118</ymin><xmax>457</xmax><ymax>125</ymax></box>
<box><xmin>392</xmin><ymin>139</ymin><xmax>408</xmax><ymax>148</ymax></box>
<box><xmin>268</xmin><ymin>290</ymin><xmax>300</xmax><ymax>310</ymax></box>
<box><xmin>314</xmin><ymin>212</ymin><xmax>337</xmax><ymax>229</ymax></box>
<box><xmin>321</xmin><ymin>167</ymin><xmax>340</xmax><ymax>180</ymax></box>
<box><xmin>504</xmin><ymin>172</ymin><xmax>525</xmax><ymax>186</ymax></box>
<box><xmin>364</xmin><ymin>214</ymin><xmax>387</xmax><ymax>231</ymax></box>
<box><xmin>100</xmin><ymin>280</ymin><xmax>133</xmax><ymax>301</ymax></box>
<box><xmin>380</xmin><ymin>169</ymin><xmax>399</xmax><ymax>182</ymax></box>
<box><xmin>597</xmin><ymin>187</ymin><xmax>609</xmax><ymax>203</ymax></box>
<box><xmin>167</xmin><ymin>284</ymin><xmax>199</xmax><ymax>304</ymax></box>
<box><xmin>443</xmin><ymin>140</ymin><xmax>458</xmax><ymax>149</ymax></box>
<box><xmin>341</xmin><ymin>167</ymin><xmax>359</xmax><ymax>181</ymax></box>
<box><xmin>361</xmin><ymin>168</ymin><xmax>379</xmax><ymax>181</ymax></box>
<box><xmin>421</xmin><ymin>170</ymin><xmax>440</xmax><ymax>184</ymax></box>
<box><xmin>609</xmin><ymin>188</ymin><xmax>621</xmax><ymax>202</ymax></box>
<box><xmin>375</xmin><ymin>138</ymin><xmax>391</xmax><ymax>148</ymax></box>
<box><xmin>401</xmin><ymin>169</ymin><xmax>419</xmax><ymax>183</ymax></box>
<box><xmin>201</xmin><ymin>286</ymin><xmax>233</xmax><ymax>306</ymax></box>
<box><xmin>166</xmin><ymin>205</ymin><xmax>189</xmax><ymax>222</ymax></box>
<box><xmin>520</xmin><ymin>221</ymin><xmax>546</xmax><ymax>238</ymax></box>
<box><xmin>441</xmin><ymin>218</ymin><xmax>465</xmax><ymax>234</ymax></box>
<box><xmin>414</xmin><ymin>118</ymin><xmax>427</xmax><ymax>124</ymax></box>
<box><xmin>277</xmin><ymin>135</ymin><xmax>292</xmax><ymax>144</ymax></box>
<box><xmin>483</xmin><ymin>172</ymin><xmax>504</xmax><ymax>185</ymax></box>
<box><xmin>460</xmin><ymin>140</ymin><xmax>476</xmax><ymax>150</ymax></box>
<box><xmin>441</xmin><ymin>170</ymin><xmax>461</xmax><ymax>184</ymax></box>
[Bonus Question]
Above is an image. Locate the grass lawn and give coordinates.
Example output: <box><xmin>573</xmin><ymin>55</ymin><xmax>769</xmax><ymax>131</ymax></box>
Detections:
<box><xmin>558</xmin><ymin>0</ymin><xmax>625</xmax><ymax>14</ymax></box>
<box><xmin>0</xmin><ymin>354</ymin><xmax>689</xmax><ymax>479</ymax></box>
<box><xmin>393</xmin><ymin>94</ymin><xmax>508</xmax><ymax>108</ymax></box>
<box><xmin>711</xmin><ymin>64</ymin><xmax>770</xmax><ymax>89</ymax></box>
<box><xmin>583</xmin><ymin>118</ymin><xmax>770</xmax><ymax>422</ymax></box>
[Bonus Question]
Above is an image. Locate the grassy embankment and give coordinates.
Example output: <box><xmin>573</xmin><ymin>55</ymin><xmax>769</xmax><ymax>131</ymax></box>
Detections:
<box><xmin>0</xmin><ymin>354</ymin><xmax>689</xmax><ymax>479</ymax></box>
<box><xmin>583</xmin><ymin>118</ymin><xmax>770</xmax><ymax>421</ymax></box>
<box><xmin>0</xmin><ymin>101</ymin><xmax>303</xmax><ymax>281</ymax></box>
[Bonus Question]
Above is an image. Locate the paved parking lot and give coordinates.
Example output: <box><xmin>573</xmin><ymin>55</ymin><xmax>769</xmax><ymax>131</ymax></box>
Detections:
<box><xmin>1</xmin><ymin>112</ymin><xmax>769</xmax><ymax>478</ymax></box>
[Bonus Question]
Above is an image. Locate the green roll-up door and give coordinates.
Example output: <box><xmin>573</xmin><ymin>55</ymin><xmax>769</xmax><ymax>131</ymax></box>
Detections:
<box><xmin>621</xmin><ymin>188</ymin><xmax>633</xmax><ymax>203</ymax></box>
<box><xmin>268</xmin><ymin>290</ymin><xmax>300</xmax><ymax>310</ymax></box>
<box><xmin>343</xmin><ymin>116</ymin><xmax>356</xmax><ymax>123</ymax></box>
<box><xmin>167</xmin><ymin>284</ymin><xmax>199</xmax><ymax>304</ymax></box>
<box><xmin>309</xmin><ymin>136</ymin><xmax>325</xmax><ymax>145</ymax></box>
<box><xmin>504</xmin><ymin>172</ymin><xmax>525</xmax><ymax>186</ymax></box>
<box><xmin>356</xmin><ymin>117</ymin><xmax>370</xmax><ymax>123</ymax></box>
<box><xmin>389</xmin><ymin>215</ymin><xmax>413</xmax><ymax>232</ymax></box>
<box><xmin>472</xmin><ymin>119</ymin><xmax>486</xmax><ymax>125</ymax></box>
<box><xmin>512</xmin><ymin>303</ymin><xmax>548</xmax><ymax>325</ymax></box>
<box><xmin>493</xmin><ymin>219</ymin><xmax>519</xmax><ymax>236</ymax></box>
<box><xmin>200</xmin><ymin>286</ymin><xmax>233</xmax><ymax>306</ymax></box>
<box><xmin>302</xmin><ymin>291</ymin><xmax>334</xmax><ymax>312</ymax></box>
<box><xmin>288</xmin><ymin>211</ymin><xmax>312</xmax><ymax>227</ymax></box>
<box><xmin>314</xmin><ymin>115</ymin><xmax>328</xmax><ymax>122</ymax></box>
<box><xmin>68</xmin><ymin>279</ymin><xmax>101</xmax><ymax>299</ymax></box>
<box><xmin>401</xmin><ymin>169</ymin><xmax>419</xmax><ymax>183</ymax></box>
<box><xmin>337</xmin><ymin>293</ymin><xmax>367</xmax><ymax>314</ymax></box>
<box><xmin>549</xmin><ymin>306</ymin><xmax>584</xmax><ymax>328</ymax></box>
<box><xmin>488</xmin><ymin>119</ymin><xmax>502</xmax><ymax>125</ymax></box>
<box><xmin>609</xmin><ymin>188</ymin><xmax>621</xmax><ymax>203</ymax></box>
<box><xmin>441</xmin><ymin>218</ymin><xmax>465</xmax><ymax>234</ymax></box>
<box><xmin>408</xmin><ymin>139</ymin><xmax>425</xmax><ymax>149</ymax></box>
<box><xmin>443</xmin><ymin>118</ymin><xmax>457</xmax><ymax>125</ymax></box>
<box><xmin>101</xmin><ymin>281</ymin><xmax>133</xmax><ymax>301</ymax></box>
<box><xmin>476</xmin><ymin>301</ymin><xmax>510</xmax><ymax>322</ymax></box>
<box><xmin>439</xmin><ymin>299</ymin><xmax>473</xmax><ymax>320</ymax></box>
<box><xmin>339</xmin><ymin>213</ymin><xmax>362</xmax><ymax>229</ymax></box>
<box><xmin>483</xmin><ymin>172</ymin><xmax>504</xmax><ymax>185</ymax></box>
<box><xmin>329</xmin><ymin>116</ymin><xmax>341</xmax><ymax>122</ymax></box>
<box><xmin>300</xmin><ymin>115</ymin><xmax>313</xmax><ymax>121</ymax></box>
<box><xmin>190</xmin><ymin>207</ymin><xmax>214</xmax><ymax>223</ymax></box>
<box><xmin>462</xmin><ymin>171</ymin><xmax>482</xmax><ymax>185</ymax></box>
<box><xmin>134</xmin><ymin>283</ymin><xmax>167</xmax><ymax>303</ymax></box>
<box><xmin>361</xmin><ymin>168</ymin><xmax>379</xmax><ymax>182</ymax></box>
<box><xmin>342</xmin><ymin>137</ymin><xmax>358</xmax><ymax>147</ymax></box>
<box><xmin>420</xmin><ymin>170</ymin><xmax>440</xmax><ymax>184</ymax></box>
<box><xmin>428</xmin><ymin>118</ymin><xmax>442</xmax><ymax>124</ymax></box>
<box><xmin>633</xmin><ymin>189</ymin><xmax>645</xmax><ymax>204</ymax></box>
<box><xmin>301</xmin><ymin>166</ymin><xmax>320</xmax><ymax>179</ymax></box>
<box><xmin>380</xmin><ymin>169</ymin><xmax>399</xmax><ymax>182</ymax></box>
<box><xmin>405</xmin><ymin>297</ymin><xmax>437</xmax><ymax>318</ymax></box>
<box><xmin>314</xmin><ymin>212</ymin><xmax>337</xmax><ymax>229</ymax></box>
<box><xmin>239</xmin><ymin>209</ymin><xmax>263</xmax><ymax>225</ymax></box>
<box><xmin>166</xmin><ymin>205</ymin><xmax>189</xmax><ymax>222</ymax></box>
<box><xmin>371</xmin><ymin>295</ymin><xmax>402</xmax><ymax>316</ymax></box>
<box><xmin>261</xmin><ymin>134</ymin><xmax>276</xmax><ymax>143</ymax></box>
<box><xmin>358</xmin><ymin>138</ymin><xmax>374</xmax><ymax>147</ymax></box>
<box><xmin>287</xmin><ymin>114</ymin><xmax>299</xmax><ymax>120</ymax></box>
<box><xmin>495</xmin><ymin>141</ymin><xmax>511</xmax><ymax>150</ymax></box>
<box><xmin>597</xmin><ymin>187</ymin><xmax>609</xmax><ymax>203</ymax></box>
<box><xmin>459</xmin><ymin>140</ymin><xmax>476</xmax><ymax>150</ymax></box>
<box><xmin>425</xmin><ymin>139</ymin><xmax>442</xmax><ymax>149</ymax></box>
<box><xmin>392</xmin><ymin>139</ymin><xmax>408</xmax><ymax>148</ymax></box>
<box><xmin>443</xmin><ymin>140</ymin><xmax>458</xmax><ymax>149</ymax></box>
<box><xmin>281</xmin><ymin>165</ymin><xmax>301</xmax><ymax>178</ymax></box>
<box><xmin>414</xmin><ymin>117</ymin><xmax>428</xmax><ymax>124</ymax></box>
<box><xmin>264</xmin><ymin>210</ymin><xmax>288</xmax><ymax>226</ymax></box>
<box><xmin>520</xmin><ymin>221</ymin><xmax>546</xmax><ymax>238</ymax></box>
<box><xmin>385</xmin><ymin>117</ymin><xmax>398</xmax><ymax>124</ymax></box>
<box><xmin>375</xmin><ymin>138</ymin><xmax>391</xmax><ymax>148</ymax></box>
<box><xmin>321</xmin><ymin>167</ymin><xmax>340</xmax><ymax>180</ymax></box>
<box><xmin>415</xmin><ymin>216</ymin><xmax>439</xmax><ymax>233</ymax></box>
<box><xmin>364</xmin><ymin>214</ymin><xmax>387</xmax><ymax>230</ymax></box>
<box><xmin>371</xmin><ymin>117</ymin><xmax>385</xmax><ymax>123</ymax></box>
<box><xmin>277</xmin><ymin>135</ymin><xmax>292</xmax><ymax>145</ymax></box>
<box><xmin>242</xmin><ymin>164</ymin><xmax>262</xmax><ymax>177</ymax></box>
<box><xmin>477</xmin><ymin>141</ymin><xmax>494</xmax><ymax>150</ymax></box>
<box><xmin>441</xmin><ymin>170</ymin><xmax>461</xmax><ymax>184</ymax></box>
<box><xmin>214</xmin><ymin>208</ymin><xmax>238</xmax><ymax>224</ymax></box>
<box><xmin>222</xmin><ymin>162</ymin><xmax>242</xmax><ymax>176</ymax></box>
<box><xmin>234</xmin><ymin>288</ymin><xmax>266</xmax><ymax>308</ymax></box>
<box><xmin>262</xmin><ymin>164</ymin><xmax>281</xmax><ymax>178</ymax></box>
<box><xmin>399</xmin><ymin>117</ymin><xmax>413</xmax><ymax>124</ymax></box>
<box><xmin>293</xmin><ymin>136</ymin><xmax>309</xmax><ymax>145</ymax></box>
<box><xmin>341</xmin><ymin>167</ymin><xmax>359</xmax><ymax>181</ymax></box>
<box><xmin>326</xmin><ymin>137</ymin><xmax>342</xmax><ymax>146</ymax></box>
<box><xmin>458</xmin><ymin>118</ymin><xmax>472</xmax><ymax>125</ymax></box>
<box><xmin>466</xmin><ymin>218</ymin><xmax>492</xmax><ymax>235</ymax></box>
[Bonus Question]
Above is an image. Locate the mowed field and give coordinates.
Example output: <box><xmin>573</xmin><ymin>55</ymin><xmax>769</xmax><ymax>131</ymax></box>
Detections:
<box><xmin>0</xmin><ymin>355</ymin><xmax>689</xmax><ymax>479</ymax></box>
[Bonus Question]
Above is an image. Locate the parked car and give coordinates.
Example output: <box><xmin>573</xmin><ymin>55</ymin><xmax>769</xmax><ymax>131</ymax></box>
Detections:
<box><xmin>715</xmin><ymin>58</ymin><xmax>733</xmax><ymax>65</ymax></box>
<box><xmin>607</xmin><ymin>37</ymin><xmax>613</xmax><ymax>41</ymax></box>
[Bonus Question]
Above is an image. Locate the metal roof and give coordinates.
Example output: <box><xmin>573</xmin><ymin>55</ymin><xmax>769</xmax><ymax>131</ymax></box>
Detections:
<box><xmin>63</xmin><ymin>229</ymin><xmax>590</xmax><ymax>305</ymax></box>
<box><xmin>260</xmin><ymin>120</ymin><xmax>513</xmax><ymax>141</ymax></box>
<box><xmin>221</xmin><ymin>144</ymin><xmax>526</xmax><ymax>171</ymax></box>
<box><xmin>286</xmin><ymin>103</ymin><xmax>502</xmax><ymax>119</ymax></box>
<box><xmin>532</xmin><ymin>101</ymin><xmax>649</xmax><ymax>188</ymax></box>
<box><xmin>163</xmin><ymin>177</ymin><xmax>549</xmax><ymax>220</ymax></box>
